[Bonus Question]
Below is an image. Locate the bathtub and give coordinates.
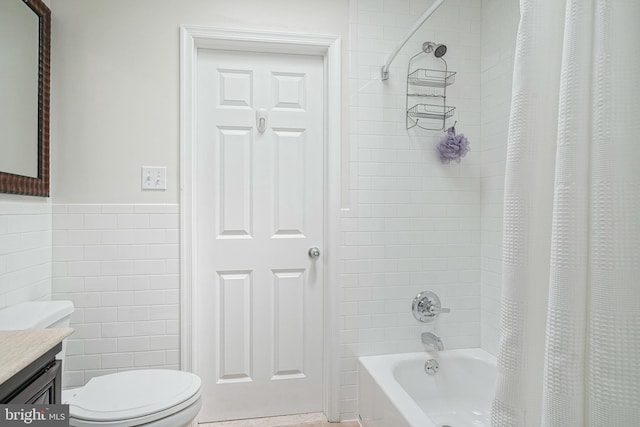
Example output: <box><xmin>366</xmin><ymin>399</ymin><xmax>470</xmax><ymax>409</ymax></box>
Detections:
<box><xmin>358</xmin><ymin>348</ymin><xmax>496</xmax><ymax>427</ymax></box>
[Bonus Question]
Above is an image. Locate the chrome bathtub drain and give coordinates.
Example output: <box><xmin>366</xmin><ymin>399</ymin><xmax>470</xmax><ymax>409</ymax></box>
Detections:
<box><xmin>425</xmin><ymin>358</ymin><xmax>439</xmax><ymax>375</ymax></box>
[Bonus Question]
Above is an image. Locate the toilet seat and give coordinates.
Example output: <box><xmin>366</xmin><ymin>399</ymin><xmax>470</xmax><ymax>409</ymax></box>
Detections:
<box><xmin>66</xmin><ymin>370</ymin><xmax>201</xmax><ymax>427</ymax></box>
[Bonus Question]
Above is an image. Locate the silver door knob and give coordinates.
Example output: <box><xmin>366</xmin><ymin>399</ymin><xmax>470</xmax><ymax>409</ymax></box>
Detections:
<box><xmin>308</xmin><ymin>247</ymin><xmax>321</xmax><ymax>259</ymax></box>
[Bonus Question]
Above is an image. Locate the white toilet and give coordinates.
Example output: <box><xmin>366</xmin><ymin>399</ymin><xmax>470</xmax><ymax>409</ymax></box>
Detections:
<box><xmin>0</xmin><ymin>301</ymin><xmax>201</xmax><ymax>427</ymax></box>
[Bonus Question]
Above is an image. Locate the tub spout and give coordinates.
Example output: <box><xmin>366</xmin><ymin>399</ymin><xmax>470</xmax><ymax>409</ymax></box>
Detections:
<box><xmin>421</xmin><ymin>332</ymin><xmax>444</xmax><ymax>351</ymax></box>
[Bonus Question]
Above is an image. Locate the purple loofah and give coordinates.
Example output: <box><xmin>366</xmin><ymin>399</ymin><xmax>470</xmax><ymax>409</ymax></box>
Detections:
<box><xmin>437</xmin><ymin>126</ymin><xmax>470</xmax><ymax>164</ymax></box>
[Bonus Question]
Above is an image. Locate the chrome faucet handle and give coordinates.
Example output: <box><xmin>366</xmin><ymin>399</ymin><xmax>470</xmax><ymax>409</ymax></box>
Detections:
<box><xmin>412</xmin><ymin>291</ymin><xmax>450</xmax><ymax>323</ymax></box>
<box><xmin>428</xmin><ymin>306</ymin><xmax>450</xmax><ymax>314</ymax></box>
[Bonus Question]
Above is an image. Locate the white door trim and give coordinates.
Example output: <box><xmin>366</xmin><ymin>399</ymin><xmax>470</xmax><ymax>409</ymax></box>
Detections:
<box><xmin>179</xmin><ymin>26</ymin><xmax>342</xmax><ymax>422</ymax></box>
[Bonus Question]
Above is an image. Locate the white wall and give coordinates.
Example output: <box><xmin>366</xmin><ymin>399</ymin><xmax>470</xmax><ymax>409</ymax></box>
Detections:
<box><xmin>339</xmin><ymin>0</ymin><xmax>482</xmax><ymax>419</ymax></box>
<box><xmin>50</xmin><ymin>0</ymin><xmax>349</xmax><ymax>204</ymax></box>
<box><xmin>479</xmin><ymin>0</ymin><xmax>519</xmax><ymax>355</ymax></box>
<box><xmin>52</xmin><ymin>204</ymin><xmax>179</xmax><ymax>387</ymax></box>
<box><xmin>0</xmin><ymin>195</ymin><xmax>52</xmax><ymax>310</ymax></box>
<box><xmin>48</xmin><ymin>0</ymin><xmax>350</xmax><ymax>399</ymax></box>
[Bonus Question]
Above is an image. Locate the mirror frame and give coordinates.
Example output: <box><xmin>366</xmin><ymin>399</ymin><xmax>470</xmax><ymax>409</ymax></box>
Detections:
<box><xmin>0</xmin><ymin>0</ymin><xmax>51</xmax><ymax>197</ymax></box>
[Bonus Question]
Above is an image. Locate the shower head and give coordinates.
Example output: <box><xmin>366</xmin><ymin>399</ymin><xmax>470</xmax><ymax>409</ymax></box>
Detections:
<box><xmin>434</xmin><ymin>44</ymin><xmax>447</xmax><ymax>58</ymax></box>
<box><xmin>422</xmin><ymin>42</ymin><xmax>447</xmax><ymax>58</ymax></box>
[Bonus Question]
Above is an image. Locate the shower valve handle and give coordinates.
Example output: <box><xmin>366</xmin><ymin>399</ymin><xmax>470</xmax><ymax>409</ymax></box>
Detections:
<box><xmin>412</xmin><ymin>291</ymin><xmax>450</xmax><ymax>323</ymax></box>
<box><xmin>428</xmin><ymin>306</ymin><xmax>450</xmax><ymax>314</ymax></box>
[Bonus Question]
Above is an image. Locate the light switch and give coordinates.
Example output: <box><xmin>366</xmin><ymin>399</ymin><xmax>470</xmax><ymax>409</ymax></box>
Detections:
<box><xmin>141</xmin><ymin>166</ymin><xmax>167</xmax><ymax>190</ymax></box>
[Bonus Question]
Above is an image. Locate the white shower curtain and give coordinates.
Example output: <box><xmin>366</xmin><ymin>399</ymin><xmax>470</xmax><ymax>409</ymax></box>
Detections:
<box><xmin>492</xmin><ymin>0</ymin><xmax>640</xmax><ymax>426</ymax></box>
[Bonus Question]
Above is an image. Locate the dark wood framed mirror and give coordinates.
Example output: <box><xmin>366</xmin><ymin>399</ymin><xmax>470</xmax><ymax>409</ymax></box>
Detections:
<box><xmin>0</xmin><ymin>0</ymin><xmax>51</xmax><ymax>197</ymax></box>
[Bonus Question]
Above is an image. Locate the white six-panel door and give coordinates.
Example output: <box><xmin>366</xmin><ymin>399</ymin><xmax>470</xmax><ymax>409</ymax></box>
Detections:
<box><xmin>195</xmin><ymin>49</ymin><xmax>324</xmax><ymax>422</ymax></box>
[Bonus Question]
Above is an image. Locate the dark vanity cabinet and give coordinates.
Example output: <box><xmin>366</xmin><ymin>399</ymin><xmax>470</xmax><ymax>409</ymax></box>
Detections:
<box><xmin>0</xmin><ymin>343</ymin><xmax>62</xmax><ymax>404</ymax></box>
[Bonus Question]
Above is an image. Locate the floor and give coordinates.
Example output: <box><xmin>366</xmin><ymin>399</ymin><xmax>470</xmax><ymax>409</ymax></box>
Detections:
<box><xmin>199</xmin><ymin>412</ymin><xmax>361</xmax><ymax>427</ymax></box>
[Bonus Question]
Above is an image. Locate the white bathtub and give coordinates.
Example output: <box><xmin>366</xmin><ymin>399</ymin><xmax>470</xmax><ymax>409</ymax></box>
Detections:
<box><xmin>358</xmin><ymin>348</ymin><xmax>496</xmax><ymax>427</ymax></box>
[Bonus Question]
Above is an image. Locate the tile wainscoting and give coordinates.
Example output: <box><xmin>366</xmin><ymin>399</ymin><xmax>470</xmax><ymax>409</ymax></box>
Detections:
<box><xmin>52</xmin><ymin>204</ymin><xmax>179</xmax><ymax>387</ymax></box>
<box><xmin>0</xmin><ymin>198</ymin><xmax>52</xmax><ymax>310</ymax></box>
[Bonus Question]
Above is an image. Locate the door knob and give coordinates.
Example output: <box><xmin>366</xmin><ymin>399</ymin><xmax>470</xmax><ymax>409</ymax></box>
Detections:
<box><xmin>308</xmin><ymin>247</ymin><xmax>321</xmax><ymax>259</ymax></box>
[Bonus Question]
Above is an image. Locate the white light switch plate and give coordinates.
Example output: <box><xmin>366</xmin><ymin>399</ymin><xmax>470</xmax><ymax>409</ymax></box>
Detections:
<box><xmin>141</xmin><ymin>166</ymin><xmax>167</xmax><ymax>190</ymax></box>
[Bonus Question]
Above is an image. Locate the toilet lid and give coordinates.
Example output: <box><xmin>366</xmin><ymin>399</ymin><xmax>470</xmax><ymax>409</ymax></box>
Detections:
<box><xmin>69</xmin><ymin>370</ymin><xmax>201</xmax><ymax>422</ymax></box>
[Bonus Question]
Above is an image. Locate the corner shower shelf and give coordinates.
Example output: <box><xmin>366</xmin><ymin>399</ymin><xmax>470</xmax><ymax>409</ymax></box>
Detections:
<box><xmin>407</xmin><ymin>69</ymin><xmax>456</xmax><ymax>88</ymax></box>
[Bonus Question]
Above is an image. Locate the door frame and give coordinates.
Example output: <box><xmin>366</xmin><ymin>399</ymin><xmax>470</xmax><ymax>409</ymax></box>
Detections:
<box><xmin>179</xmin><ymin>26</ymin><xmax>342</xmax><ymax>422</ymax></box>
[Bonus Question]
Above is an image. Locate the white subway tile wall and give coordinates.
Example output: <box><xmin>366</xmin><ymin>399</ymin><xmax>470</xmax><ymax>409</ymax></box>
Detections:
<box><xmin>52</xmin><ymin>204</ymin><xmax>180</xmax><ymax>387</ymax></box>
<box><xmin>0</xmin><ymin>199</ymin><xmax>52</xmax><ymax>309</ymax></box>
<box><xmin>479</xmin><ymin>0</ymin><xmax>519</xmax><ymax>356</ymax></box>
<box><xmin>341</xmin><ymin>0</ymin><xmax>482</xmax><ymax>419</ymax></box>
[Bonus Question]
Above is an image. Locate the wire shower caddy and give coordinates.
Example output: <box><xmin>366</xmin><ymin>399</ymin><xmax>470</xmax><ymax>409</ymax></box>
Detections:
<box><xmin>406</xmin><ymin>53</ymin><xmax>456</xmax><ymax>131</ymax></box>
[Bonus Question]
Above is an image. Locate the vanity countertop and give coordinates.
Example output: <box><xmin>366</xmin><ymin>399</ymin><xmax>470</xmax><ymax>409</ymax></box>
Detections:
<box><xmin>0</xmin><ymin>328</ymin><xmax>73</xmax><ymax>386</ymax></box>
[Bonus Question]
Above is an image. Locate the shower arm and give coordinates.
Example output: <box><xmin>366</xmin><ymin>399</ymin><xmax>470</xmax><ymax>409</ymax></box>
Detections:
<box><xmin>380</xmin><ymin>0</ymin><xmax>447</xmax><ymax>81</ymax></box>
